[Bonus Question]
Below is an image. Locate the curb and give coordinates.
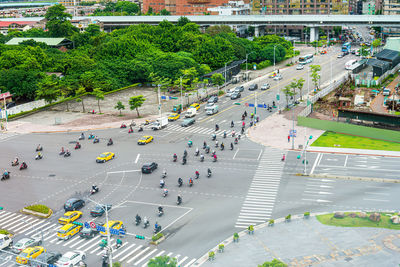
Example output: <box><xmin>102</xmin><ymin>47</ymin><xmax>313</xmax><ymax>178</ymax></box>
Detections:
<box><xmin>194</xmin><ymin>209</ymin><xmax>400</xmax><ymax>266</ymax></box>
<box><xmin>300</xmin><ymin>173</ymin><xmax>400</xmax><ymax>184</ymax></box>
<box><xmin>30</xmin><ymin>126</ymin><xmax>115</xmax><ymax>134</ymax></box>
<box><xmin>303</xmin><ymin>148</ymin><xmax>400</xmax><ymax>158</ymax></box>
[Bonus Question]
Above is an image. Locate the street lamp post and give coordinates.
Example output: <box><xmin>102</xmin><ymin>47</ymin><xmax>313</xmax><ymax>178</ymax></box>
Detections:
<box><xmin>157</xmin><ymin>84</ymin><xmax>162</xmax><ymax>119</ymax></box>
<box><xmin>245</xmin><ymin>51</ymin><xmax>256</xmax><ymax>81</ymax></box>
<box><xmin>224</xmin><ymin>63</ymin><xmax>227</xmax><ymax>85</ymax></box>
<box><xmin>87</xmin><ymin>198</ymin><xmax>112</xmax><ymax>267</ymax></box>
<box><xmin>180</xmin><ymin>75</ymin><xmax>186</xmax><ymax>110</ymax></box>
<box><xmin>0</xmin><ymin>90</ymin><xmax>8</xmax><ymax>131</ymax></box>
<box><xmin>273</xmin><ymin>45</ymin><xmax>276</xmax><ymax>71</ymax></box>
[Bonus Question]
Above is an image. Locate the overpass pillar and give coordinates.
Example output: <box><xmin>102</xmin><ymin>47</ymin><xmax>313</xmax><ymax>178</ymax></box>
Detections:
<box><xmin>310</xmin><ymin>26</ymin><xmax>319</xmax><ymax>42</ymax></box>
<box><xmin>254</xmin><ymin>26</ymin><xmax>260</xmax><ymax>37</ymax></box>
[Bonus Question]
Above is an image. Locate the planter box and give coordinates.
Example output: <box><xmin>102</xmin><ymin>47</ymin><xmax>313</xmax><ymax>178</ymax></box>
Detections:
<box><xmin>150</xmin><ymin>235</ymin><xmax>165</xmax><ymax>245</ymax></box>
<box><xmin>20</xmin><ymin>208</ymin><xmax>53</xmax><ymax>219</ymax></box>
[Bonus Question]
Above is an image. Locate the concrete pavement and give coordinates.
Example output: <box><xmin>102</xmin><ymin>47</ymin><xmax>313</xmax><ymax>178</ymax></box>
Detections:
<box><xmin>200</xmin><ymin>213</ymin><xmax>400</xmax><ymax>267</ymax></box>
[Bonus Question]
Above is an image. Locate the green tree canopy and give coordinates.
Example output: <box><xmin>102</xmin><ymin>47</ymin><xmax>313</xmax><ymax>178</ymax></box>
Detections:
<box><xmin>148</xmin><ymin>255</ymin><xmax>177</xmax><ymax>267</ymax></box>
<box><xmin>129</xmin><ymin>95</ymin><xmax>146</xmax><ymax>117</ymax></box>
<box><xmin>45</xmin><ymin>4</ymin><xmax>78</xmax><ymax>37</ymax></box>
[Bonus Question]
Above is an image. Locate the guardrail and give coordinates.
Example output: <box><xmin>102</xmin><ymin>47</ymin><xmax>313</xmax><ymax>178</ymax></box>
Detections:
<box><xmin>298</xmin><ymin>75</ymin><xmax>347</xmax><ymax>117</ymax></box>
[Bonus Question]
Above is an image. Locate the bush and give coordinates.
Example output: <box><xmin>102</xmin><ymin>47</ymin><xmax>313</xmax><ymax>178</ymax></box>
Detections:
<box><xmin>218</xmin><ymin>90</ymin><xmax>225</xmax><ymax>96</ymax></box>
<box><xmin>24</xmin><ymin>204</ymin><xmax>49</xmax><ymax>214</ymax></box>
<box><xmin>0</xmin><ymin>229</ymin><xmax>9</xmax><ymax>235</ymax></box>
<box><xmin>268</xmin><ymin>219</ymin><xmax>274</xmax><ymax>225</ymax></box>
<box><xmin>218</xmin><ymin>244</ymin><xmax>224</xmax><ymax>251</ymax></box>
<box><xmin>113</xmin><ymin>263</ymin><xmax>121</xmax><ymax>267</ymax></box>
<box><xmin>151</xmin><ymin>232</ymin><xmax>164</xmax><ymax>241</ymax></box>
<box><xmin>304</xmin><ymin>212</ymin><xmax>310</xmax><ymax>217</ymax></box>
<box><xmin>257</xmin><ymin>60</ymin><xmax>271</xmax><ymax>70</ymax></box>
<box><xmin>285</xmin><ymin>214</ymin><xmax>291</xmax><ymax>220</ymax></box>
<box><xmin>233</xmin><ymin>232</ymin><xmax>239</xmax><ymax>239</ymax></box>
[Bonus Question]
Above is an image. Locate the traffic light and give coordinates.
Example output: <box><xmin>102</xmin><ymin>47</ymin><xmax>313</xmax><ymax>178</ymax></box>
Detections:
<box><xmin>297</xmin><ymin>155</ymin><xmax>301</xmax><ymax>159</ymax></box>
<box><xmin>0</xmin><ymin>207</ymin><xmax>3</xmax><ymax>210</ymax></box>
<box><xmin>234</xmin><ymin>103</ymin><xmax>241</xmax><ymax>105</ymax></box>
<box><xmin>135</xmin><ymin>235</ymin><xmax>145</xmax><ymax>240</ymax></box>
<box><xmin>72</xmin><ymin>221</ymin><xmax>83</xmax><ymax>226</ymax></box>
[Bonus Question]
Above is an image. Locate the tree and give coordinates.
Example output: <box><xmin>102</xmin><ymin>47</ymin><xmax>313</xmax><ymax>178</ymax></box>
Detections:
<box><xmin>93</xmin><ymin>88</ymin><xmax>104</xmax><ymax>113</ymax></box>
<box><xmin>75</xmin><ymin>87</ymin><xmax>87</xmax><ymax>113</ymax></box>
<box><xmin>283</xmin><ymin>85</ymin><xmax>294</xmax><ymax>108</ymax></box>
<box><xmin>148</xmin><ymin>255</ymin><xmax>177</xmax><ymax>267</ymax></box>
<box><xmin>258</xmin><ymin>258</ymin><xmax>288</xmax><ymax>267</ymax></box>
<box><xmin>85</xmin><ymin>24</ymin><xmax>100</xmax><ymax>36</ymax></box>
<box><xmin>114</xmin><ymin>101</ymin><xmax>125</xmax><ymax>116</ymax></box>
<box><xmin>309</xmin><ymin>64</ymin><xmax>321</xmax><ymax>90</ymax></box>
<box><xmin>289</xmin><ymin>80</ymin><xmax>297</xmax><ymax>100</ymax></box>
<box><xmin>45</xmin><ymin>4</ymin><xmax>78</xmax><ymax>37</ymax></box>
<box><xmin>177</xmin><ymin>16</ymin><xmax>191</xmax><ymax>27</ymax></box>
<box><xmin>295</xmin><ymin>78</ymin><xmax>305</xmax><ymax>100</ymax></box>
<box><xmin>129</xmin><ymin>95</ymin><xmax>146</xmax><ymax>117</ymax></box>
<box><xmin>206</xmin><ymin>25</ymin><xmax>233</xmax><ymax>36</ymax></box>
<box><xmin>35</xmin><ymin>75</ymin><xmax>61</xmax><ymax>103</ymax></box>
<box><xmin>211</xmin><ymin>73</ymin><xmax>224</xmax><ymax>86</ymax></box>
<box><xmin>372</xmin><ymin>38</ymin><xmax>381</xmax><ymax>53</ymax></box>
<box><xmin>160</xmin><ymin>9</ymin><xmax>170</xmax><ymax>15</ymax></box>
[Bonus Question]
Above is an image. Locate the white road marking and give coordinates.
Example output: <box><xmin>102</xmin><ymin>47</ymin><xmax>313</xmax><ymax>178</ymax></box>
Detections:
<box><xmin>365</xmin><ymin>192</ymin><xmax>389</xmax><ymax>195</ymax></box>
<box><xmin>127</xmin><ymin>247</ymin><xmax>150</xmax><ymax>263</ymax></box>
<box><xmin>302</xmin><ymin>198</ymin><xmax>332</xmax><ymax>203</ymax></box>
<box><xmin>310</xmin><ymin>153</ymin><xmax>321</xmax><ymax>175</ymax></box>
<box><xmin>233</xmin><ymin>148</ymin><xmax>240</xmax><ymax>159</ymax></box>
<box><xmin>119</xmin><ymin>245</ymin><xmax>142</xmax><ymax>261</ymax></box>
<box><xmin>135</xmin><ymin>154</ymin><xmax>140</xmax><ymax>164</ymax></box>
<box><xmin>134</xmin><ymin>249</ymin><xmax>157</xmax><ymax>265</ymax></box>
<box><xmin>363</xmin><ymin>198</ymin><xmax>389</xmax><ymax>202</ymax></box>
<box><xmin>184</xmin><ymin>259</ymin><xmax>197</xmax><ymax>267</ymax></box>
<box><xmin>114</xmin><ymin>243</ymin><xmax>136</xmax><ymax>259</ymax></box>
<box><xmin>344</xmin><ymin>155</ymin><xmax>348</xmax><ymax>167</ymax></box>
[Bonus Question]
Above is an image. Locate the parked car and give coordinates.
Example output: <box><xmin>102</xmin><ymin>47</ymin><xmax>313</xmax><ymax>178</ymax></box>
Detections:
<box><xmin>12</xmin><ymin>237</ymin><xmax>42</xmax><ymax>254</ymax></box>
<box><xmin>6</xmin><ymin>102</ymin><xmax>15</xmax><ymax>109</ymax></box>
<box><xmin>64</xmin><ymin>198</ymin><xmax>85</xmax><ymax>212</ymax></box>
<box><xmin>90</xmin><ymin>204</ymin><xmax>112</xmax><ymax>217</ymax></box>
<box><xmin>296</xmin><ymin>64</ymin><xmax>304</xmax><ymax>70</ymax></box>
<box><xmin>261</xmin><ymin>83</ymin><xmax>270</xmax><ymax>90</ymax></box>
<box><xmin>226</xmin><ymin>88</ymin><xmax>235</xmax><ymax>97</ymax></box>
<box><xmin>231</xmin><ymin>92</ymin><xmax>241</xmax><ymax>100</ymax></box>
<box><xmin>248</xmin><ymin>84</ymin><xmax>258</xmax><ymax>91</ymax></box>
<box><xmin>141</xmin><ymin>162</ymin><xmax>158</xmax><ymax>174</ymax></box>
<box><xmin>181</xmin><ymin>118</ymin><xmax>195</xmax><ymax>127</ymax></box>
<box><xmin>208</xmin><ymin>96</ymin><xmax>218</xmax><ymax>103</ymax></box>
<box><xmin>273</xmin><ymin>74</ymin><xmax>283</xmax><ymax>81</ymax></box>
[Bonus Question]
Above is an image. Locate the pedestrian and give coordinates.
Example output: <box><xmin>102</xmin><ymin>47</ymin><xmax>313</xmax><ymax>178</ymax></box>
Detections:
<box><xmin>287</xmin><ymin>135</ymin><xmax>290</xmax><ymax>143</ymax></box>
<box><xmin>277</xmin><ymin>69</ymin><xmax>280</xmax><ymax>74</ymax></box>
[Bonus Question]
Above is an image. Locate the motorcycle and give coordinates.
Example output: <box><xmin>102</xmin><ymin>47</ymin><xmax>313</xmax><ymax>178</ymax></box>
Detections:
<box><xmin>138</xmin><ymin>127</ymin><xmax>144</xmax><ymax>132</ymax></box>
<box><xmin>88</xmin><ymin>134</ymin><xmax>95</xmax><ymax>140</ymax></box>
<box><xmin>1</xmin><ymin>173</ymin><xmax>10</xmax><ymax>181</ymax></box>
<box><xmin>19</xmin><ymin>163</ymin><xmax>27</xmax><ymax>170</ymax></box>
<box><xmin>221</xmin><ymin>145</ymin><xmax>224</xmax><ymax>151</ymax></box>
<box><xmin>234</xmin><ymin>139</ymin><xmax>238</xmax><ymax>145</ymax></box>
<box><xmin>223</xmin><ymin>132</ymin><xmax>227</xmax><ymax>138</ymax></box>
<box><xmin>207</xmin><ymin>171</ymin><xmax>211</xmax><ymax>178</ymax></box>
<box><xmin>154</xmin><ymin>225</ymin><xmax>162</xmax><ymax>233</ymax></box>
<box><xmin>144</xmin><ymin>120</ymin><xmax>151</xmax><ymax>126</ymax></box>
<box><xmin>35</xmin><ymin>154</ymin><xmax>43</xmax><ymax>160</ymax></box>
<box><xmin>102</xmin><ymin>253</ymin><xmax>108</xmax><ymax>267</ymax></box>
<box><xmin>75</xmin><ymin>144</ymin><xmax>81</xmax><ymax>150</ymax></box>
<box><xmin>163</xmin><ymin>190</ymin><xmax>168</xmax><ymax>197</ymax></box>
<box><xmin>195</xmin><ymin>172</ymin><xmax>199</xmax><ymax>179</ymax></box>
<box><xmin>281</xmin><ymin>155</ymin><xmax>285</xmax><ymax>161</ymax></box>
<box><xmin>35</xmin><ymin>146</ymin><xmax>43</xmax><ymax>152</ymax></box>
<box><xmin>93</xmin><ymin>138</ymin><xmax>100</xmax><ymax>144</ymax></box>
<box><xmin>173</xmin><ymin>156</ymin><xmax>177</xmax><ymax>162</ymax></box>
<box><xmin>120</xmin><ymin>123</ymin><xmax>127</xmax><ymax>128</ymax></box>
<box><xmin>143</xmin><ymin>220</ymin><xmax>149</xmax><ymax>229</ymax></box>
<box><xmin>205</xmin><ymin>147</ymin><xmax>210</xmax><ymax>154</ymax></box>
<box><xmin>135</xmin><ymin>216</ymin><xmax>141</xmax><ymax>226</ymax></box>
<box><xmin>64</xmin><ymin>152</ymin><xmax>71</xmax><ymax>157</ymax></box>
<box><xmin>188</xmin><ymin>141</ymin><xmax>193</xmax><ymax>148</ymax></box>
<box><xmin>230</xmin><ymin>144</ymin><xmax>234</xmax><ymax>150</ymax></box>
<box><xmin>178</xmin><ymin>179</ymin><xmax>183</xmax><ymax>187</ymax></box>
<box><xmin>177</xmin><ymin>197</ymin><xmax>182</xmax><ymax>205</ymax></box>
<box><xmin>162</xmin><ymin>172</ymin><xmax>167</xmax><ymax>178</ymax></box>
<box><xmin>195</xmin><ymin>150</ymin><xmax>199</xmax><ymax>156</ymax></box>
<box><xmin>158</xmin><ymin>210</ymin><xmax>164</xmax><ymax>217</ymax></box>
<box><xmin>200</xmin><ymin>156</ymin><xmax>204</xmax><ymax>162</ymax></box>
<box><xmin>231</xmin><ymin>121</ymin><xmax>234</xmax><ymax>128</ymax></box>
<box><xmin>189</xmin><ymin>181</ymin><xmax>193</xmax><ymax>187</ymax></box>
<box><xmin>213</xmin><ymin>157</ymin><xmax>217</xmax><ymax>162</ymax></box>
<box><xmin>128</xmin><ymin>128</ymin><xmax>133</xmax><ymax>133</ymax></box>
<box><xmin>79</xmin><ymin>134</ymin><xmax>85</xmax><ymax>140</ymax></box>
<box><xmin>182</xmin><ymin>158</ymin><xmax>186</xmax><ymax>165</ymax></box>
<box><xmin>11</xmin><ymin>160</ymin><xmax>18</xmax><ymax>166</ymax></box>
<box><xmin>160</xmin><ymin>182</ymin><xmax>165</xmax><ymax>188</ymax></box>
<box><xmin>211</xmin><ymin>134</ymin><xmax>216</xmax><ymax>141</ymax></box>
<box><xmin>90</xmin><ymin>188</ymin><xmax>99</xmax><ymax>195</ymax></box>
<box><xmin>107</xmin><ymin>140</ymin><xmax>113</xmax><ymax>146</ymax></box>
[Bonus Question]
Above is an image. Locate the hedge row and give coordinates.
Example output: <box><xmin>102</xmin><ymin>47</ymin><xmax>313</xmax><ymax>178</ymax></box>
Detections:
<box><xmin>24</xmin><ymin>204</ymin><xmax>50</xmax><ymax>214</ymax></box>
<box><xmin>152</xmin><ymin>232</ymin><xmax>164</xmax><ymax>241</ymax></box>
<box><xmin>0</xmin><ymin>229</ymin><xmax>9</xmax><ymax>235</ymax></box>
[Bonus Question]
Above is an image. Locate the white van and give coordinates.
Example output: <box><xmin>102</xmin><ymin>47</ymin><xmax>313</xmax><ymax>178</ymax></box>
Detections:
<box><xmin>205</xmin><ymin>105</ymin><xmax>218</xmax><ymax>115</ymax></box>
<box><xmin>345</xmin><ymin>60</ymin><xmax>357</xmax><ymax>70</ymax></box>
<box><xmin>185</xmin><ymin>108</ymin><xmax>197</xmax><ymax>118</ymax></box>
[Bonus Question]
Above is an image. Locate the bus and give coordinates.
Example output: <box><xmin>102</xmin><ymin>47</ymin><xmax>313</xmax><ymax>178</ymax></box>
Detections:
<box><xmin>345</xmin><ymin>60</ymin><xmax>357</xmax><ymax>70</ymax></box>
<box><xmin>342</xmin><ymin>42</ymin><xmax>351</xmax><ymax>52</ymax></box>
<box><xmin>298</xmin><ymin>54</ymin><xmax>314</xmax><ymax>65</ymax></box>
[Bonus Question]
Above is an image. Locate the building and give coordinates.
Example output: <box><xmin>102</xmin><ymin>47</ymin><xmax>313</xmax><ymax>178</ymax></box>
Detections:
<box><xmin>0</xmin><ymin>21</ymin><xmax>36</xmax><ymax>35</ymax></box>
<box><xmin>6</xmin><ymin>37</ymin><xmax>73</xmax><ymax>50</ymax></box>
<box><xmin>207</xmin><ymin>0</ymin><xmax>250</xmax><ymax>15</ymax></box>
<box><xmin>375</xmin><ymin>49</ymin><xmax>400</xmax><ymax>68</ymax></box>
<box><xmin>361</xmin><ymin>0</ymin><xmax>375</xmax><ymax>14</ymax></box>
<box><xmin>59</xmin><ymin>0</ymin><xmax>80</xmax><ymax>7</ymax></box>
<box><xmin>383</xmin><ymin>0</ymin><xmax>400</xmax><ymax>14</ymax></box>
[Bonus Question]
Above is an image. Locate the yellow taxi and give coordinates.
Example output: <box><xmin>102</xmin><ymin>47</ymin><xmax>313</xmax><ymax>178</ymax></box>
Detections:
<box><xmin>57</xmin><ymin>223</ymin><xmax>82</xmax><ymax>240</ymax></box>
<box><xmin>58</xmin><ymin>211</ymin><xmax>82</xmax><ymax>225</ymax></box>
<box><xmin>168</xmin><ymin>113</ymin><xmax>180</xmax><ymax>121</ymax></box>
<box><xmin>138</xmin><ymin>136</ymin><xmax>153</xmax><ymax>145</ymax></box>
<box><xmin>268</xmin><ymin>71</ymin><xmax>277</xmax><ymax>78</ymax></box>
<box><xmin>190</xmin><ymin>103</ymin><xmax>200</xmax><ymax>111</ymax></box>
<box><xmin>100</xmin><ymin>220</ymin><xmax>125</xmax><ymax>237</ymax></box>
<box><xmin>96</xmin><ymin>152</ymin><xmax>115</xmax><ymax>163</ymax></box>
<box><xmin>16</xmin><ymin>246</ymin><xmax>45</xmax><ymax>265</ymax></box>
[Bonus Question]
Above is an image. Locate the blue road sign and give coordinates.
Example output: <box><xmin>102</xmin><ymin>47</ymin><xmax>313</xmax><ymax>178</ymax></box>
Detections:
<box><xmin>161</xmin><ymin>96</ymin><xmax>167</xmax><ymax>100</ymax></box>
<box><xmin>84</xmin><ymin>222</ymin><xmax>90</xmax><ymax>229</ymax></box>
<box><xmin>248</xmin><ymin>104</ymin><xmax>254</xmax><ymax>107</ymax></box>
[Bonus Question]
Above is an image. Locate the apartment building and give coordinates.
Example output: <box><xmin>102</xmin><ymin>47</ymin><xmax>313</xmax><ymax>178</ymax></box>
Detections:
<box><xmin>383</xmin><ymin>0</ymin><xmax>400</xmax><ymax>14</ymax></box>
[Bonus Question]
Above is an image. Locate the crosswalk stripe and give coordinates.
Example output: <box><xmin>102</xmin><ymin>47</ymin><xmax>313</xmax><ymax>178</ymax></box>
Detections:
<box><xmin>7</xmin><ymin>217</ymin><xmax>35</xmax><ymax>231</ymax></box>
<box><xmin>134</xmin><ymin>248</ymin><xmax>157</xmax><ymax>265</ymax></box>
<box><xmin>166</xmin><ymin>252</ymin><xmax>173</xmax><ymax>257</ymax></box>
<box><xmin>0</xmin><ymin>213</ymin><xmax>22</xmax><ymax>225</ymax></box>
<box><xmin>236</xmin><ymin>218</ymin><xmax>265</xmax><ymax>222</ymax></box>
<box><xmin>49</xmin><ymin>237</ymin><xmax>58</xmax><ymax>243</ymax></box>
<box><xmin>20</xmin><ymin>221</ymin><xmax>49</xmax><ymax>234</ymax></box>
<box><xmin>63</xmin><ymin>236</ymin><xmax>80</xmax><ymax>246</ymax></box>
<box><xmin>69</xmin><ymin>236</ymin><xmax>87</xmax><ymax>248</ymax></box>
<box><xmin>184</xmin><ymin>258</ymin><xmax>197</xmax><ymax>267</ymax></box>
<box><xmin>76</xmin><ymin>235</ymin><xmax>100</xmax><ymax>250</ymax></box>
<box><xmin>127</xmin><ymin>247</ymin><xmax>150</xmax><ymax>264</ymax></box>
<box><xmin>91</xmin><ymin>238</ymin><xmax>114</xmax><ymax>254</ymax></box>
<box><xmin>119</xmin><ymin>245</ymin><xmax>142</xmax><ymax>262</ymax></box>
<box><xmin>114</xmin><ymin>243</ymin><xmax>136</xmax><ymax>259</ymax></box>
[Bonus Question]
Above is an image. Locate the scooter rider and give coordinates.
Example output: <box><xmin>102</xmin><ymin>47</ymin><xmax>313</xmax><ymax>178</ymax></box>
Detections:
<box><xmin>108</xmin><ymin>138</ymin><xmax>113</xmax><ymax>145</ymax></box>
<box><xmin>230</xmin><ymin>142</ymin><xmax>234</xmax><ymax>150</ymax></box>
<box><xmin>221</xmin><ymin>143</ymin><xmax>224</xmax><ymax>150</ymax></box>
<box><xmin>177</xmin><ymin>195</ymin><xmax>182</xmax><ymax>204</ymax></box>
<box><xmin>215</xmin><ymin>140</ymin><xmax>219</xmax><ymax>147</ymax></box>
<box><xmin>223</xmin><ymin>131</ymin><xmax>227</xmax><ymax>138</ymax></box>
<box><xmin>160</xmin><ymin>179</ymin><xmax>165</xmax><ymax>188</ymax></box>
<box><xmin>143</xmin><ymin>216</ymin><xmax>149</xmax><ymax>226</ymax></box>
<box><xmin>162</xmin><ymin>169</ymin><xmax>167</xmax><ymax>177</ymax></box>
<box><xmin>13</xmin><ymin>157</ymin><xmax>18</xmax><ymax>165</ymax></box>
<box><xmin>116</xmin><ymin>238</ymin><xmax>122</xmax><ymax>248</ymax></box>
<box><xmin>207</xmin><ymin>168</ymin><xmax>212</xmax><ymax>176</ymax></box>
<box><xmin>200</xmin><ymin>154</ymin><xmax>204</xmax><ymax>161</ymax></box>
<box><xmin>189</xmin><ymin>177</ymin><xmax>193</xmax><ymax>186</ymax></box>
<box><xmin>3</xmin><ymin>170</ymin><xmax>9</xmax><ymax>178</ymax></box>
<box><xmin>135</xmin><ymin>214</ymin><xmax>141</xmax><ymax>223</ymax></box>
<box><xmin>178</xmin><ymin>177</ymin><xmax>183</xmax><ymax>186</ymax></box>
<box><xmin>195</xmin><ymin>147</ymin><xmax>199</xmax><ymax>156</ymax></box>
<box><xmin>203</xmin><ymin>141</ymin><xmax>207</xmax><ymax>149</ymax></box>
<box><xmin>92</xmin><ymin>184</ymin><xmax>99</xmax><ymax>193</ymax></box>
<box><xmin>195</xmin><ymin>170</ymin><xmax>199</xmax><ymax>178</ymax></box>
<box><xmin>213</xmin><ymin>154</ymin><xmax>217</xmax><ymax>161</ymax></box>
<box><xmin>163</xmin><ymin>188</ymin><xmax>168</xmax><ymax>196</ymax></box>
<box><xmin>231</xmin><ymin>120</ymin><xmax>234</xmax><ymax>127</ymax></box>
<box><xmin>173</xmin><ymin>153</ymin><xmax>177</xmax><ymax>161</ymax></box>
<box><xmin>158</xmin><ymin>206</ymin><xmax>163</xmax><ymax>214</ymax></box>
<box><xmin>215</xmin><ymin>124</ymin><xmax>219</xmax><ymax>131</ymax></box>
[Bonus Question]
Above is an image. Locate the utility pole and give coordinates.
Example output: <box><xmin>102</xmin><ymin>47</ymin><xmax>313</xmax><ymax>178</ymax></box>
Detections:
<box><xmin>180</xmin><ymin>76</ymin><xmax>184</xmax><ymax>110</ymax></box>
<box><xmin>224</xmin><ymin>63</ymin><xmax>227</xmax><ymax>85</ymax></box>
<box><xmin>273</xmin><ymin>45</ymin><xmax>276</xmax><ymax>71</ymax></box>
<box><xmin>158</xmin><ymin>84</ymin><xmax>161</xmax><ymax>118</ymax></box>
<box><xmin>0</xmin><ymin>90</ymin><xmax>8</xmax><ymax>131</ymax></box>
<box><xmin>254</xmin><ymin>91</ymin><xmax>257</xmax><ymax>116</ymax></box>
<box><xmin>291</xmin><ymin>97</ymin><xmax>295</xmax><ymax>150</ymax></box>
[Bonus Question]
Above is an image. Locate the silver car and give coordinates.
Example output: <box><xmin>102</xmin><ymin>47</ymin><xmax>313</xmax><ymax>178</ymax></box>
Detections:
<box><xmin>296</xmin><ymin>64</ymin><xmax>304</xmax><ymax>70</ymax></box>
<box><xmin>12</xmin><ymin>237</ymin><xmax>41</xmax><ymax>254</ymax></box>
<box><xmin>273</xmin><ymin>74</ymin><xmax>283</xmax><ymax>81</ymax></box>
<box><xmin>261</xmin><ymin>83</ymin><xmax>270</xmax><ymax>90</ymax></box>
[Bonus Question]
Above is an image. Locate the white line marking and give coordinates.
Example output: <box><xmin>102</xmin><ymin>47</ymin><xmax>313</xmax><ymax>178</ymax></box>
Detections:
<box><xmin>114</xmin><ymin>243</ymin><xmax>136</xmax><ymax>259</ymax></box>
<box><xmin>310</xmin><ymin>153</ymin><xmax>321</xmax><ymax>175</ymax></box>
<box><xmin>184</xmin><ymin>259</ymin><xmax>197</xmax><ymax>267</ymax></box>
<box><xmin>127</xmin><ymin>247</ymin><xmax>150</xmax><ymax>263</ymax></box>
<box><xmin>134</xmin><ymin>249</ymin><xmax>157</xmax><ymax>265</ymax></box>
<box><xmin>119</xmin><ymin>245</ymin><xmax>143</xmax><ymax>262</ymax></box>
<box><xmin>233</xmin><ymin>148</ymin><xmax>240</xmax><ymax>159</ymax></box>
<box><xmin>135</xmin><ymin>154</ymin><xmax>140</xmax><ymax>164</ymax></box>
<box><xmin>344</xmin><ymin>155</ymin><xmax>348</xmax><ymax>167</ymax></box>
<box><xmin>363</xmin><ymin>198</ymin><xmax>389</xmax><ymax>202</ymax></box>
<box><xmin>365</xmin><ymin>192</ymin><xmax>389</xmax><ymax>196</ymax></box>
<box><xmin>107</xmin><ymin>170</ymin><xmax>140</xmax><ymax>174</ymax></box>
<box><xmin>257</xmin><ymin>150</ymin><xmax>263</xmax><ymax>160</ymax></box>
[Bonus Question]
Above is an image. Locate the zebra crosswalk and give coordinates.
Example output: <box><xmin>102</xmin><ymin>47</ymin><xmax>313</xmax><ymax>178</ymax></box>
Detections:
<box><xmin>235</xmin><ymin>148</ymin><xmax>284</xmax><ymax>228</ymax></box>
<box><xmin>0</xmin><ymin>210</ymin><xmax>196</xmax><ymax>266</ymax></box>
<box><xmin>166</xmin><ymin>124</ymin><xmax>243</xmax><ymax>137</ymax></box>
<box><xmin>0</xmin><ymin>132</ymin><xmax>19</xmax><ymax>142</ymax></box>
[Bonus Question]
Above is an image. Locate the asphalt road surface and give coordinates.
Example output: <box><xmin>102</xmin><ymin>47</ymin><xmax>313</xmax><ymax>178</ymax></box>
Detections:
<box><xmin>0</xmin><ymin>46</ymin><xmax>391</xmax><ymax>267</ymax></box>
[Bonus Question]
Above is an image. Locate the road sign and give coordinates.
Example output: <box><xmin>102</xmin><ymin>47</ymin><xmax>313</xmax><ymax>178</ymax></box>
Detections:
<box><xmin>234</xmin><ymin>102</ymin><xmax>241</xmax><ymax>105</ymax></box>
<box><xmin>290</xmin><ymin>130</ymin><xmax>297</xmax><ymax>134</ymax></box>
<box><xmin>96</xmin><ymin>225</ymin><xmax>106</xmax><ymax>232</ymax></box>
<box><xmin>84</xmin><ymin>222</ymin><xmax>90</xmax><ymax>229</ymax></box>
<box><xmin>89</xmin><ymin>221</ymin><xmax>96</xmax><ymax>229</ymax></box>
<box><xmin>169</xmin><ymin>96</ymin><xmax>178</xmax><ymax>100</ymax></box>
<box><xmin>290</xmin><ymin>134</ymin><xmax>296</xmax><ymax>137</ymax></box>
<box><xmin>161</xmin><ymin>96</ymin><xmax>167</xmax><ymax>100</ymax></box>
<box><xmin>245</xmin><ymin>103</ymin><xmax>249</xmax><ymax>107</ymax></box>
<box><xmin>248</xmin><ymin>103</ymin><xmax>254</xmax><ymax>107</ymax></box>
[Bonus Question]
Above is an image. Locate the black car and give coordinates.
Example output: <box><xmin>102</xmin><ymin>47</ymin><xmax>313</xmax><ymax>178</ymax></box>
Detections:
<box><xmin>231</xmin><ymin>92</ymin><xmax>241</xmax><ymax>100</ymax></box>
<box><xmin>6</xmin><ymin>102</ymin><xmax>15</xmax><ymax>109</ymax></box>
<box><xmin>90</xmin><ymin>204</ymin><xmax>112</xmax><ymax>217</ymax></box>
<box><xmin>208</xmin><ymin>96</ymin><xmax>218</xmax><ymax>103</ymax></box>
<box><xmin>141</xmin><ymin>162</ymin><xmax>158</xmax><ymax>173</ymax></box>
<box><xmin>248</xmin><ymin>84</ymin><xmax>258</xmax><ymax>91</ymax></box>
<box><xmin>235</xmin><ymin>86</ymin><xmax>244</xmax><ymax>92</ymax></box>
<box><xmin>181</xmin><ymin>118</ymin><xmax>195</xmax><ymax>127</ymax></box>
<box><xmin>30</xmin><ymin>251</ymin><xmax>62</xmax><ymax>267</ymax></box>
<box><xmin>64</xmin><ymin>198</ymin><xmax>85</xmax><ymax>211</ymax></box>
<box><xmin>79</xmin><ymin>227</ymin><xmax>98</xmax><ymax>239</ymax></box>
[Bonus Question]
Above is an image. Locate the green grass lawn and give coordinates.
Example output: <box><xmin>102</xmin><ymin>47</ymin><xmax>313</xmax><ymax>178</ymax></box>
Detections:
<box><xmin>317</xmin><ymin>212</ymin><xmax>400</xmax><ymax>230</ymax></box>
<box><xmin>311</xmin><ymin>131</ymin><xmax>400</xmax><ymax>151</ymax></box>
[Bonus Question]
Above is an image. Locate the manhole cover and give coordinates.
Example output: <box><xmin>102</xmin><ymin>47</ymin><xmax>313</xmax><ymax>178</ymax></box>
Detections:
<box><xmin>49</xmin><ymin>174</ymin><xmax>56</xmax><ymax>177</ymax></box>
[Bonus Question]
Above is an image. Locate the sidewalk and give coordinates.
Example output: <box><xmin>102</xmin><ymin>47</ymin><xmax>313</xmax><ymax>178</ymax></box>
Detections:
<box><xmin>200</xmin><ymin>214</ymin><xmax>400</xmax><ymax>267</ymax></box>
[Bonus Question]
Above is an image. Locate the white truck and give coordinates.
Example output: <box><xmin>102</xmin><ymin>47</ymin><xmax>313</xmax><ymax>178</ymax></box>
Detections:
<box><xmin>205</xmin><ymin>104</ymin><xmax>218</xmax><ymax>115</ymax></box>
<box><xmin>185</xmin><ymin>108</ymin><xmax>197</xmax><ymax>118</ymax></box>
<box><xmin>151</xmin><ymin>117</ymin><xmax>168</xmax><ymax>130</ymax></box>
<box><xmin>0</xmin><ymin>234</ymin><xmax>12</xmax><ymax>249</ymax></box>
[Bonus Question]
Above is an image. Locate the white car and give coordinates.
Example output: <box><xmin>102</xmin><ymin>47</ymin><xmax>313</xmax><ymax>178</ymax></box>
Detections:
<box><xmin>204</xmin><ymin>102</ymin><xmax>214</xmax><ymax>110</ymax></box>
<box><xmin>226</xmin><ymin>89</ymin><xmax>235</xmax><ymax>97</ymax></box>
<box><xmin>296</xmin><ymin>64</ymin><xmax>304</xmax><ymax>70</ymax></box>
<box><xmin>273</xmin><ymin>74</ymin><xmax>283</xmax><ymax>81</ymax></box>
<box><xmin>260</xmin><ymin>83</ymin><xmax>270</xmax><ymax>90</ymax></box>
<box><xmin>56</xmin><ymin>251</ymin><xmax>86</xmax><ymax>267</ymax></box>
